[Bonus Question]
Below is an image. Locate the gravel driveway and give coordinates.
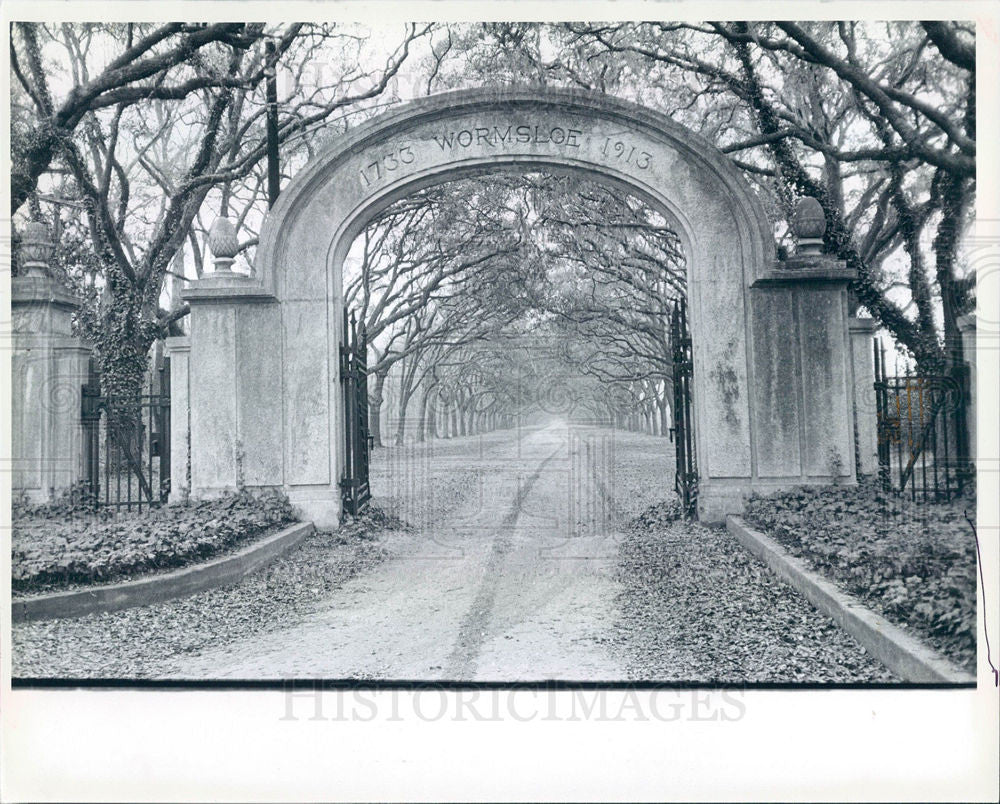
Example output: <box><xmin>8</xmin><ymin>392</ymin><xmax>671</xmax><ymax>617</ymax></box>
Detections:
<box><xmin>12</xmin><ymin>422</ymin><xmax>893</xmax><ymax>682</ymax></box>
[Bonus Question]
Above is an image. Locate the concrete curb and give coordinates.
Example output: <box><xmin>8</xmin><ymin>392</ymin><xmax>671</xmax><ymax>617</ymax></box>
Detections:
<box><xmin>727</xmin><ymin>516</ymin><xmax>975</xmax><ymax>685</ymax></box>
<box><xmin>12</xmin><ymin>521</ymin><xmax>315</xmax><ymax>624</ymax></box>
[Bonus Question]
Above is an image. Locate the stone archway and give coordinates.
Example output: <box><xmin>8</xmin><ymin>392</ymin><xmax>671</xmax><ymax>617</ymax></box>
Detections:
<box><xmin>176</xmin><ymin>88</ymin><xmax>857</xmax><ymax>527</ymax></box>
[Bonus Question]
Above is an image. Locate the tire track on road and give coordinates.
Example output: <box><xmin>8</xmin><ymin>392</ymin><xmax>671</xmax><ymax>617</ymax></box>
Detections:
<box><xmin>443</xmin><ymin>445</ymin><xmax>562</xmax><ymax>679</ymax></box>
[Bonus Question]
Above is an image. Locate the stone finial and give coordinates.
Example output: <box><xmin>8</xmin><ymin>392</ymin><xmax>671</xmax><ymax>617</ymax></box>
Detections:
<box><xmin>19</xmin><ymin>221</ymin><xmax>54</xmax><ymax>278</ymax></box>
<box><xmin>791</xmin><ymin>196</ymin><xmax>826</xmax><ymax>254</ymax></box>
<box><xmin>208</xmin><ymin>216</ymin><xmax>240</xmax><ymax>272</ymax></box>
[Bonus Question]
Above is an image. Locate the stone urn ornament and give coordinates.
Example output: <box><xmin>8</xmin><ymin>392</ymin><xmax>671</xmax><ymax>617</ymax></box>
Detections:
<box><xmin>19</xmin><ymin>221</ymin><xmax>54</xmax><ymax>278</ymax></box>
<box><xmin>208</xmin><ymin>216</ymin><xmax>240</xmax><ymax>272</ymax></box>
<box><xmin>791</xmin><ymin>196</ymin><xmax>826</xmax><ymax>255</ymax></box>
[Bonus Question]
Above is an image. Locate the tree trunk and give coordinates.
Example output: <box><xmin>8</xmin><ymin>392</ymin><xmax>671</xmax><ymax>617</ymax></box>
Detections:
<box><xmin>395</xmin><ymin>374</ymin><xmax>416</xmax><ymax>447</ymax></box>
<box><xmin>417</xmin><ymin>383</ymin><xmax>436</xmax><ymax>443</ymax></box>
<box><xmin>431</xmin><ymin>395</ymin><xmax>441</xmax><ymax>440</ymax></box>
<box><xmin>935</xmin><ymin>173</ymin><xmax>973</xmax><ymax>369</ymax></box>
<box><xmin>455</xmin><ymin>391</ymin><xmax>465</xmax><ymax>436</ymax></box>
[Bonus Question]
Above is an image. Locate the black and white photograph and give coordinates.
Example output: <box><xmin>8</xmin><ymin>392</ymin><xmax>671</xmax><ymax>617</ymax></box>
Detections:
<box><xmin>2</xmin><ymin>3</ymin><xmax>998</xmax><ymax>801</ymax></box>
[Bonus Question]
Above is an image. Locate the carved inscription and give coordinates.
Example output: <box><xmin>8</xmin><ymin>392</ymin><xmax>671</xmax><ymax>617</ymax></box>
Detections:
<box><xmin>357</xmin><ymin>122</ymin><xmax>655</xmax><ymax>188</ymax></box>
<box><xmin>432</xmin><ymin>124</ymin><xmax>583</xmax><ymax>150</ymax></box>
<box><xmin>601</xmin><ymin>136</ymin><xmax>652</xmax><ymax>170</ymax></box>
<box><xmin>358</xmin><ymin>145</ymin><xmax>415</xmax><ymax>186</ymax></box>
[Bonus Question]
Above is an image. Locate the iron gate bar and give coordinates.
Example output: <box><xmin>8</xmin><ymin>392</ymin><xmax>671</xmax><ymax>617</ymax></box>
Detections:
<box><xmin>873</xmin><ymin>337</ymin><xmax>970</xmax><ymax>502</ymax></box>
<box><xmin>670</xmin><ymin>296</ymin><xmax>698</xmax><ymax>517</ymax></box>
<box><xmin>340</xmin><ymin>306</ymin><xmax>372</xmax><ymax>516</ymax></box>
<box><xmin>897</xmin><ymin>378</ymin><xmax>949</xmax><ymax>493</ymax></box>
<box><xmin>80</xmin><ymin>354</ymin><xmax>171</xmax><ymax>512</ymax></box>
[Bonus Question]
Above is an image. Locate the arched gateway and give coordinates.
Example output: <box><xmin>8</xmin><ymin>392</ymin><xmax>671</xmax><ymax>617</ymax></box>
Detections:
<box><xmin>173</xmin><ymin>88</ymin><xmax>859</xmax><ymax>527</ymax></box>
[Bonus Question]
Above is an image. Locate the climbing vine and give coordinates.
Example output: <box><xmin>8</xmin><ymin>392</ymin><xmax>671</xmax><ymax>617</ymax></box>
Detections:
<box><xmin>728</xmin><ymin>25</ymin><xmax>960</xmax><ymax>371</ymax></box>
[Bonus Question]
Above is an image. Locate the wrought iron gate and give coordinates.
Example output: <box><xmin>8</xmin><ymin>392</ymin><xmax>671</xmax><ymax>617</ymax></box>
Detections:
<box><xmin>873</xmin><ymin>341</ymin><xmax>971</xmax><ymax>501</ymax></box>
<box><xmin>670</xmin><ymin>297</ymin><xmax>698</xmax><ymax>517</ymax></box>
<box><xmin>340</xmin><ymin>306</ymin><xmax>373</xmax><ymax>516</ymax></box>
<box><xmin>81</xmin><ymin>356</ymin><xmax>171</xmax><ymax>512</ymax></box>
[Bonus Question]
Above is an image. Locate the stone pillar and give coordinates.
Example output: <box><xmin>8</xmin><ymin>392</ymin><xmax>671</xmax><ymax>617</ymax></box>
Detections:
<box><xmin>181</xmin><ymin>221</ymin><xmax>352</xmax><ymax>528</ymax></box>
<box><xmin>741</xmin><ymin>197</ymin><xmax>858</xmax><ymax>518</ymax></box>
<box><xmin>165</xmin><ymin>336</ymin><xmax>190</xmax><ymax>502</ymax></box>
<box><xmin>11</xmin><ymin>271</ymin><xmax>91</xmax><ymax>502</ymax></box>
<box><xmin>183</xmin><ymin>255</ymin><xmax>283</xmax><ymax>493</ymax></box>
<box><xmin>958</xmin><ymin>314</ymin><xmax>976</xmax><ymax>463</ymax></box>
<box><xmin>848</xmin><ymin>316</ymin><xmax>879</xmax><ymax>476</ymax></box>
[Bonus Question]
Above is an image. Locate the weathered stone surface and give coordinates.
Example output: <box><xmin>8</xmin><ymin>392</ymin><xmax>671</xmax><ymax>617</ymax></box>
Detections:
<box><xmin>849</xmin><ymin>317</ymin><xmax>879</xmax><ymax>475</ymax></box>
<box><xmin>751</xmin><ymin>288</ymin><xmax>802</xmax><ymax>478</ymax></box>
<box><xmin>50</xmin><ymin>345</ymin><xmax>89</xmax><ymax>490</ymax></box>
<box><xmin>958</xmin><ymin>314</ymin><xmax>976</xmax><ymax>463</ymax></box>
<box><xmin>236</xmin><ymin>304</ymin><xmax>283</xmax><ymax>486</ymax></box>
<box><xmin>798</xmin><ymin>288</ymin><xmax>853</xmax><ymax>478</ymax></box>
<box><xmin>11</xmin><ymin>276</ymin><xmax>90</xmax><ymax>500</ymax></box>
<box><xmin>695</xmin><ymin>258</ymin><xmax>753</xmax><ymax>481</ymax></box>
<box><xmin>165</xmin><ymin>337</ymin><xmax>190</xmax><ymax>501</ymax></box>
<box><xmin>286</xmin><ymin>487</ymin><xmax>341</xmax><ymax>531</ymax></box>
<box><xmin>282</xmin><ymin>299</ymin><xmax>331</xmax><ymax>487</ymax></box>
<box><xmin>189</xmin><ymin>305</ymin><xmax>237</xmax><ymax>491</ymax></box>
<box><xmin>12</xmin><ymin>350</ymin><xmax>44</xmax><ymax>491</ymax></box>
<box><xmin>10</xmin><ymin>276</ymin><xmax>78</xmax><ymax>336</ymax></box>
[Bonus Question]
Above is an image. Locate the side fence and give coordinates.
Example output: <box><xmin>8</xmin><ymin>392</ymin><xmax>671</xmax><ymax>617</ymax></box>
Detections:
<box><xmin>872</xmin><ymin>330</ymin><xmax>974</xmax><ymax>502</ymax></box>
<box><xmin>81</xmin><ymin>356</ymin><xmax>172</xmax><ymax>512</ymax></box>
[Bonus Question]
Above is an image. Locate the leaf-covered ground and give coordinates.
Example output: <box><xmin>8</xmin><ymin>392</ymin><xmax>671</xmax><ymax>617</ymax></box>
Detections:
<box><xmin>613</xmin><ymin>501</ymin><xmax>896</xmax><ymax>683</ymax></box>
<box><xmin>11</xmin><ymin>507</ymin><xmax>395</xmax><ymax>679</ymax></box>
<box><xmin>743</xmin><ymin>481</ymin><xmax>976</xmax><ymax>673</ymax></box>
<box><xmin>12</xmin><ymin>490</ymin><xmax>296</xmax><ymax>595</ymax></box>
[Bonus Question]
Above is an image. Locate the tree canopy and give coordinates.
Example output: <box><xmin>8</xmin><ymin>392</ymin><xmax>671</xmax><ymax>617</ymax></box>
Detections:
<box><xmin>10</xmin><ymin>20</ymin><xmax>976</xmax><ymax>426</ymax></box>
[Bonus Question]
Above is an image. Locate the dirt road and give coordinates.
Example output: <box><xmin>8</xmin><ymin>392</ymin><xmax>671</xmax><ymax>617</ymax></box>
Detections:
<box><xmin>170</xmin><ymin>423</ymin><xmax>633</xmax><ymax>680</ymax></box>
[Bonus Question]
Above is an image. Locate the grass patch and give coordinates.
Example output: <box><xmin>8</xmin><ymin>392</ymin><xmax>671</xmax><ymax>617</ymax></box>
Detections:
<box><xmin>12</xmin><ymin>489</ymin><xmax>297</xmax><ymax>595</ymax></box>
<box><xmin>743</xmin><ymin>479</ymin><xmax>976</xmax><ymax>673</ymax></box>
